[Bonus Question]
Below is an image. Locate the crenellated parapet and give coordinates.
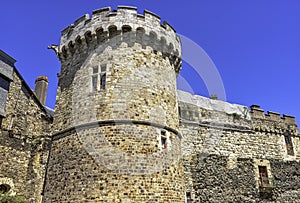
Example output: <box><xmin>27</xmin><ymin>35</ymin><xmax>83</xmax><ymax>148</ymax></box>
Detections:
<box><xmin>177</xmin><ymin>90</ymin><xmax>299</xmax><ymax>136</ymax></box>
<box><xmin>250</xmin><ymin>105</ymin><xmax>299</xmax><ymax>134</ymax></box>
<box><xmin>58</xmin><ymin>6</ymin><xmax>181</xmax><ymax>72</ymax></box>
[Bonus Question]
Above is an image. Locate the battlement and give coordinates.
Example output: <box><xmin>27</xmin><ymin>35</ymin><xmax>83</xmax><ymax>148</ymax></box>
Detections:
<box><xmin>58</xmin><ymin>6</ymin><xmax>181</xmax><ymax>70</ymax></box>
<box><xmin>250</xmin><ymin>105</ymin><xmax>297</xmax><ymax>125</ymax></box>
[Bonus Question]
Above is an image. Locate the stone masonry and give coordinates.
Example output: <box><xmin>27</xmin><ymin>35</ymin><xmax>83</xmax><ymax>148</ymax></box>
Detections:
<box><xmin>43</xmin><ymin>6</ymin><xmax>185</xmax><ymax>203</ymax></box>
<box><xmin>0</xmin><ymin>50</ymin><xmax>52</xmax><ymax>203</ymax></box>
<box><xmin>0</xmin><ymin>6</ymin><xmax>299</xmax><ymax>203</ymax></box>
<box><xmin>179</xmin><ymin>90</ymin><xmax>300</xmax><ymax>202</ymax></box>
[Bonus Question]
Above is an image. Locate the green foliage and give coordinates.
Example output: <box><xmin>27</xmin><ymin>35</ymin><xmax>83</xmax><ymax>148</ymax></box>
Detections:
<box><xmin>0</xmin><ymin>193</ymin><xmax>25</xmax><ymax>203</ymax></box>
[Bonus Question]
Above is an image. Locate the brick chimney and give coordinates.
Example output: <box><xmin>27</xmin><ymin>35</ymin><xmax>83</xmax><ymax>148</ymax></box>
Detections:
<box><xmin>34</xmin><ymin>76</ymin><xmax>48</xmax><ymax>105</ymax></box>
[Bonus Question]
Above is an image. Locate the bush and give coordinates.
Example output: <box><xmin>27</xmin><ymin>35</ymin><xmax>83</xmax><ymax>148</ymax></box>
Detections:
<box><xmin>0</xmin><ymin>193</ymin><xmax>25</xmax><ymax>203</ymax></box>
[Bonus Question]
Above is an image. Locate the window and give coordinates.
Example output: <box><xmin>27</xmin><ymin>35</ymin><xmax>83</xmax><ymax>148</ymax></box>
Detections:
<box><xmin>186</xmin><ymin>192</ymin><xmax>192</xmax><ymax>203</ymax></box>
<box><xmin>0</xmin><ymin>75</ymin><xmax>10</xmax><ymax>91</ymax></box>
<box><xmin>91</xmin><ymin>64</ymin><xmax>107</xmax><ymax>91</ymax></box>
<box><xmin>101</xmin><ymin>64</ymin><xmax>107</xmax><ymax>72</ymax></box>
<box><xmin>161</xmin><ymin>130</ymin><xmax>167</xmax><ymax>149</ymax></box>
<box><xmin>254</xmin><ymin>159</ymin><xmax>274</xmax><ymax>193</ymax></box>
<box><xmin>258</xmin><ymin>166</ymin><xmax>268</xmax><ymax>187</ymax></box>
<box><xmin>100</xmin><ymin>73</ymin><xmax>106</xmax><ymax>90</ymax></box>
<box><xmin>92</xmin><ymin>76</ymin><xmax>98</xmax><ymax>92</ymax></box>
<box><xmin>258</xmin><ymin>166</ymin><xmax>273</xmax><ymax>190</ymax></box>
<box><xmin>0</xmin><ymin>116</ymin><xmax>3</xmax><ymax>129</ymax></box>
<box><xmin>93</xmin><ymin>67</ymin><xmax>98</xmax><ymax>74</ymax></box>
<box><xmin>161</xmin><ymin>136</ymin><xmax>167</xmax><ymax>149</ymax></box>
<box><xmin>284</xmin><ymin>135</ymin><xmax>294</xmax><ymax>156</ymax></box>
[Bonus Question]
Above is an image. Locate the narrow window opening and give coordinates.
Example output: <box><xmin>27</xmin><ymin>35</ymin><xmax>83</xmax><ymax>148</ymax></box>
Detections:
<box><xmin>101</xmin><ymin>64</ymin><xmax>107</xmax><ymax>72</ymax></box>
<box><xmin>91</xmin><ymin>64</ymin><xmax>107</xmax><ymax>92</ymax></box>
<box><xmin>161</xmin><ymin>130</ymin><xmax>167</xmax><ymax>149</ymax></box>
<box><xmin>0</xmin><ymin>75</ymin><xmax>10</xmax><ymax>91</ymax></box>
<box><xmin>0</xmin><ymin>116</ymin><xmax>3</xmax><ymax>129</ymax></box>
<box><xmin>100</xmin><ymin>74</ymin><xmax>106</xmax><ymax>90</ymax></box>
<box><xmin>93</xmin><ymin>67</ymin><xmax>98</xmax><ymax>74</ymax></box>
<box><xmin>284</xmin><ymin>135</ymin><xmax>294</xmax><ymax>156</ymax></box>
<box><xmin>92</xmin><ymin>76</ymin><xmax>98</xmax><ymax>92</ymax></box>
<box><xmin>258</xmin><ymin>166</ymin><xmax>269</xmax><ymax>188</ymax></box>
<box><xmin>186</xmin><ymin>192</ymin><xmax>192</xmax><ymax>203</ymax></box>
<box><xmin>161</xmin><ymin>137</ymin><xmax>167</xmax><ymax>149</ymax></box>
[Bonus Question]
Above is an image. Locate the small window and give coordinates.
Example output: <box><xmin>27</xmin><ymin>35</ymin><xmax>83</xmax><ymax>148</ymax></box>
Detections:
<box><xmin>0</xmin><ymin>116</ymin><xmax>3</xmax><ymax>129</ymax></box>
<box><xmin>0</xmin><ymin>75</ymin><xmax>10</xmax><ymax>91</ymax></box>
<box><xmin>161</xmin><ymin>137</ymin><xmax>167</xmax><ymax>149</ymax></box>
<box><xmin>161</xmin><ymin>130</ymin><xmax>167</xmax><ymax>149</ymax></box>
<box><xmin>284</xmin><ymin>135</ymin><xmax>294</xmax><ymax>156</ymax></box>
<box><xmin>186</xmin><ymin>192</ymin><xmax>192</xmax><ymax>203</ymax></box>
<box><xmin>93</xmin><ymin>67</ymin><xmax>98</xmax><ymax>74</ymax></box>
<box><xmin>100</xmin><ymin>73</ymin><xmax>106</xmax><ymax>90</ymax></box>
<box><xmin>91</xmin><ymin>64</ymin><xmax>107</xmax><ymax>92</ymax></box>
<box><xmin>0</xmin><ymin>184</ymin><xmax>11</xmax><ymax>194</ymax></box>
<box><xmin>258</xmin><ymin>166</ymin><xmax>271</xmax><ymax>188</ymax></box>
<box><xmin>101</xmin><ymin>64</ymin><xmax>107</xmax><ymax>72</ymax></box>
<box><xmin>92</xmin><ymin>76</ymin><xmax>98</xmax><ymax>92</ymax></box>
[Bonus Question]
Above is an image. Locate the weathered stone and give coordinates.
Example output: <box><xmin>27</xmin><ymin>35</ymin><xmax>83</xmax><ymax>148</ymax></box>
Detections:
<box><xmin>0</xmin><ymin>6</ymin><xmax>300</xmax><ymax>203</ymax></box>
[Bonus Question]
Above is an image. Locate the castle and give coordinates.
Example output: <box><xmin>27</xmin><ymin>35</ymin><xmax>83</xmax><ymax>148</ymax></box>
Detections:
<box><xmin>0</xmin><ymin>6</ymin><xmax>299</xmax><ymax>203</ymax></box>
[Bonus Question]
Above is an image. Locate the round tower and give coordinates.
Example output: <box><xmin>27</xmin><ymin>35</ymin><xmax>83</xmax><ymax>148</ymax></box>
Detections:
<box><xmin>44</xmin><ymin>6</ymin><xmax>184</xmax><ymax>202</ymax></box>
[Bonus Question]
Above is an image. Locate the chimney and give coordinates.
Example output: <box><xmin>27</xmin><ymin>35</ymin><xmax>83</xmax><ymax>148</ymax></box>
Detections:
<box><xmin>34</xmin><ymin>76</ymin><xmax>48</xmax><ymax>105</ymax></box>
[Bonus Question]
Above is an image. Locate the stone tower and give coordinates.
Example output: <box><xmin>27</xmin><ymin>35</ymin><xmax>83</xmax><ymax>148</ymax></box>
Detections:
<box><xmin>43</xmin><ymin>6</ymin><xmax>185</xmax><ymax>202</ymax></box>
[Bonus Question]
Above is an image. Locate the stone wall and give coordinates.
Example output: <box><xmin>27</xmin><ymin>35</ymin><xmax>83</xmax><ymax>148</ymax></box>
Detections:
<box><xmin>0</xmin><ymin>50</ymin><xmax>14</xmax><ymax>116</ymax></box>
<box><xmin>179</xmin><ymin>91</ymin><xmax>300</xmax><ymax>202</ymax></box>
<box><xmin>43</xmin><ymin>125</ymin><xmax>185</xmax><ymax>203</ymax></box>
<box><xmin>270</xmin><ymin>159</ymin><xmax>300</xmax><ymax>202</ymax></box>
<box><xmin>54</xmin><ymin>44</ymin><xmax>180</xmax><ymax>132</ymax></box>
<box><xmin>0</xmin><ymin>130</ymin><xmax>50</xmax><ymax>203</ymax></box>
<box><xmin>2</xmin><ymin>70</ymin><xmax>52</xmax><ymax>136</ymax></box>
<box><xmin>0</xmin><ymin>66</ymin><xmax>52</xmax><ymax>202</ymax></box>
<box><xmin>187</xmin><ymin>154</ymin><xmax>300</xmax><ymax>202</ymax></box>
<box><xmin>179</xmin><ymin>93</ymin><xmax>300</xmax><ymax>161</ymax></box>
<box><xmin>47</xmin><ymin>6</ymin><xmax>185</xmax><ymax>203</ymax></box>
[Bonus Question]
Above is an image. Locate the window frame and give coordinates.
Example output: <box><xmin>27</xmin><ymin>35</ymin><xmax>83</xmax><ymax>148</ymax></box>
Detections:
<box><xmin>0</xmin><ymin>74</ymin><xmax>11</xmax><ymax>91</ymax></box>
<box><xmin>91</xmin><ymin>64</ymin><xmax>107</xmax><ymax>92</ymax></box>
<box><xmin>284</xmin><ymin>134</ymin><xmax>294</xmax><ymax>156</ymax></box>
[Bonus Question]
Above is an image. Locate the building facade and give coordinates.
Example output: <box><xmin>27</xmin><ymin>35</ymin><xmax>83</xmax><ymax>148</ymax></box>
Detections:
<box><xmin>0</xmin><ymin>6</ymin><xmax>299</xmax><ymax>203</ymax></box>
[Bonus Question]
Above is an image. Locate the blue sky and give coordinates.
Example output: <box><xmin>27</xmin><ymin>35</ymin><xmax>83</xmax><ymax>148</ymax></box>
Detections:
<box><xmin>1</xmin><ymin>1</ymin><xmax>299</xmax><ymax>126</ymax></box>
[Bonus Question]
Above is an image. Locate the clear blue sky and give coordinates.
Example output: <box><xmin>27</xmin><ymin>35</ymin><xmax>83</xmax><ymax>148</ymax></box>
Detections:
<box><xmin>1</xmin><ymin>1</ymin><xmax>299</xmax><ymax>126</ymax></box>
